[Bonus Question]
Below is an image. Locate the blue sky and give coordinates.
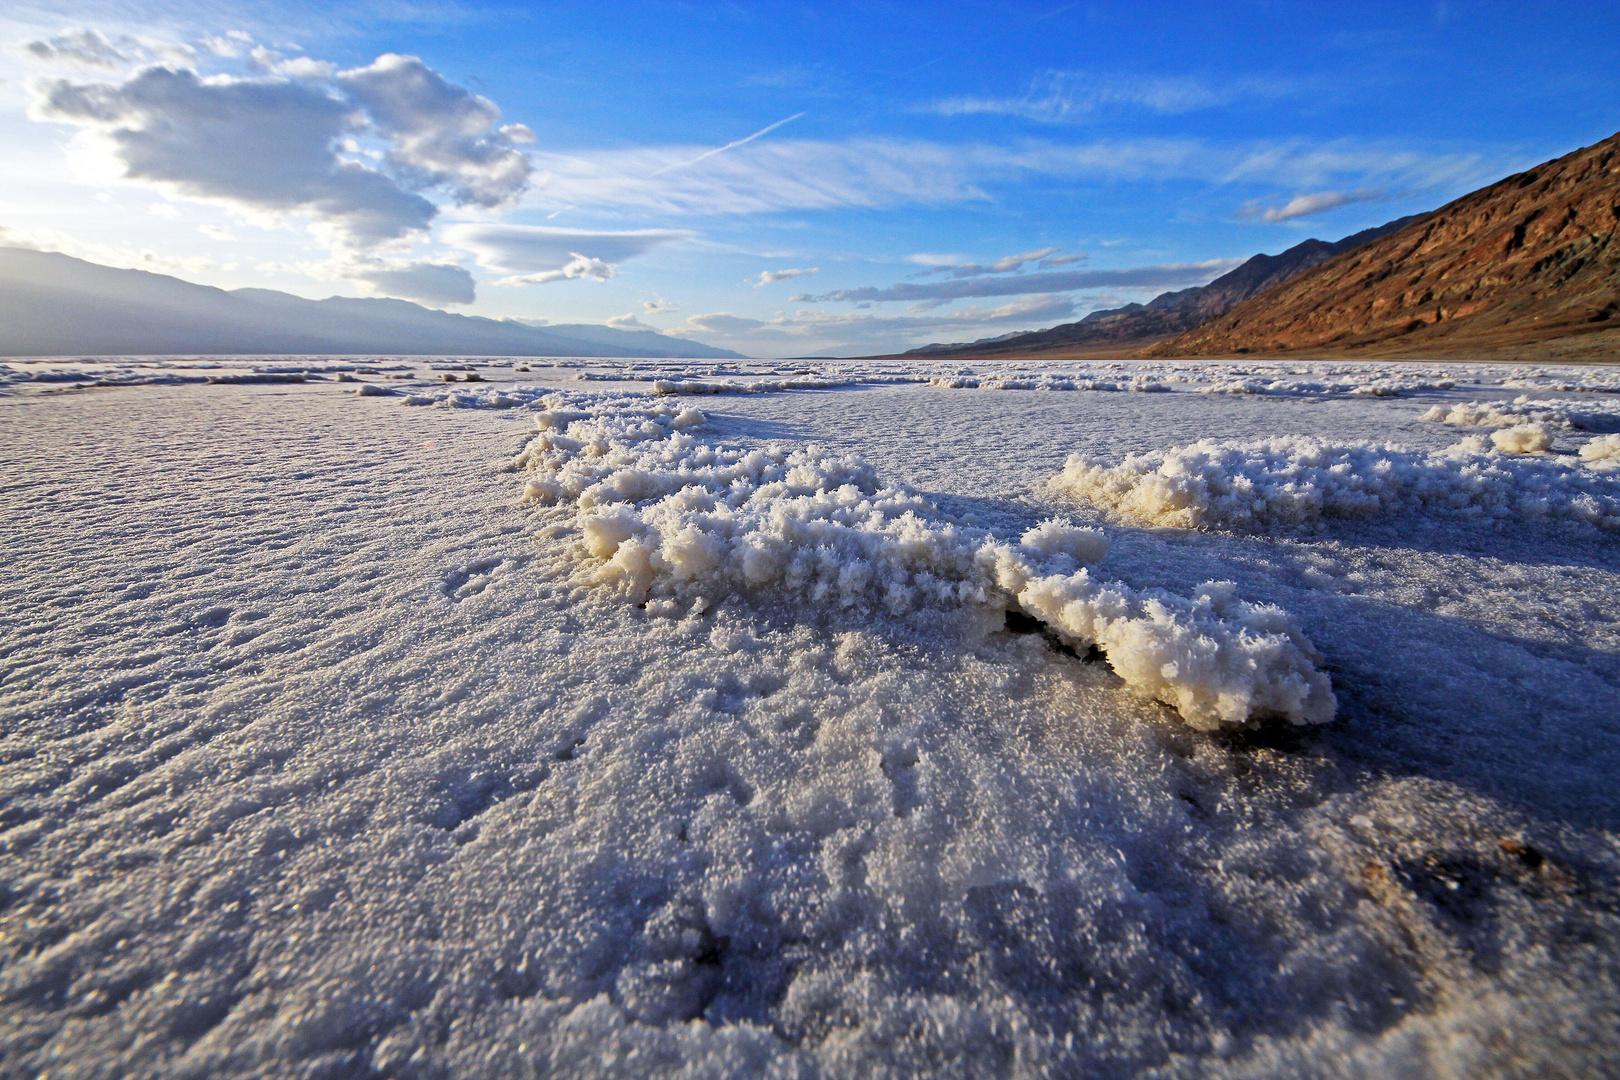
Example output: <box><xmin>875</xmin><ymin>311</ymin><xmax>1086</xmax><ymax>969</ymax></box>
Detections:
<box><xmin>2</xmin><ymin>1</ymin><xmax>1616</xmax><ymax>356</ymax></box>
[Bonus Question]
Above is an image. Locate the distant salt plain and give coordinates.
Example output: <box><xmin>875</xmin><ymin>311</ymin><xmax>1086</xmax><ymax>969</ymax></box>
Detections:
<box><xmin>2</xmin><ymin>354</ymin><xmax>1618</xmax><ymax>1078</ymax></box>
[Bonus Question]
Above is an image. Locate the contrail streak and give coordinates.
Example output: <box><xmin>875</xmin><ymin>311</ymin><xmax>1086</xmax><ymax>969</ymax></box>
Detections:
<box><xmin>649</xmin><ymin>112</ymin><xmax>806</xmax><ymax>176</ymax></box>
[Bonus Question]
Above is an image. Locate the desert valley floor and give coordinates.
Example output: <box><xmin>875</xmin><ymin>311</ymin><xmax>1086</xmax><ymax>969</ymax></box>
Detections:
<box><xmin>2</xmin><ymin>355</ymin><xmax>1618</xmax><ymax>1079</ymax></box>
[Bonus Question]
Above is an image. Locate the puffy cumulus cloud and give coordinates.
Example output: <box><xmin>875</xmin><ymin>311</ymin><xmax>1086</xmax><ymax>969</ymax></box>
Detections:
<box><xmin>752</xmin><ymin>267</ymin><xmax>817</xmax><ymax>286</ymax></box>
<box><xmin>36</xmin><ymin>66</ymin><xmax>438</xmax><ymax>247</ymax></box>
<box><xmin>443</xmin><ymin>223</ymin><xmax>687</xmax><ymax>286</ymax></box>
<box><xmin>1238</xmin><ymin>187</ymin><xmax>1386</xmax><ymax>222</ymax></box>
<box><xmin>336</xmin><ymin>54</ymin><xmax>532</xmax><ymax>209</ymax></box>
<box><xmin>794</xmin><ymin>259</ymin><xmax>1241</xmax><ymax>305</ymax></box>
<box><xmin>29</xmin><ymin>50</ymin><xmax>534</xmax><ymax>251</ymax></box>
<box><xmin>345</xmin><ymin>259</ymin><xmax>476</xmax><ymax>306</ymax></box>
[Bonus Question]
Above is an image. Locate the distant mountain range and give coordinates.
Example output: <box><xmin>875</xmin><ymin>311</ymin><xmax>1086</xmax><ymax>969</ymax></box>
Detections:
<box><xmin>1148</xmin><ymin>130</ymin><xmax>1620</xmax><ymax>357</ymax></box>
<box><xmin>904</xmin><ymin>217</ymin><xmax>1425</xmax><ymax>359</ymax></box>
<box><xmin>0</xmin><ymin>248</ymin><xmax>744</xmax><ymax>359</ymax></box>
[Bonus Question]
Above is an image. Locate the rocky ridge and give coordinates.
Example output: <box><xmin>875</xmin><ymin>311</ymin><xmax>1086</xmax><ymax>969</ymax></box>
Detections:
<box><xmin>1148</xmin><ymin>131</ymin><xmax>1620</xmax><ymax>357</ymax></box>
<box><xmin>905</xmin><ymin>218</ymin><xmax>1421</xmax><ymax>359</ymax></box>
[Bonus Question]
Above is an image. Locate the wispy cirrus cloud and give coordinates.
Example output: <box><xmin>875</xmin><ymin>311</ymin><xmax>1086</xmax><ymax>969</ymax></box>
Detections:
<box><xmin>923</xmin><ymin>71</ymin><xmax>1308</xmax><ymax>124</ymax></box>
<box><xmin>1237</xmin><ymin>187</ymin><xmax>1386</xmax><ymax>222</ymax></box>
<box><xmin>927</xmin><ymin>72</ymin><xmax>1232</xmax><ymax>123</ymax></box>
<box><xmin>794</xmin><ymin>259</ymin><xmax>1242</xmax><ymax>305</ymax></box>
<box><xmin>522</xmin><ymin>136</ymin><xmax>1505</xmax><ymax>218</ymax></box>
<box><xmin>649</xmin><ymin>112</ymin><xmax>805</xmax><ymax>177</ymax></box>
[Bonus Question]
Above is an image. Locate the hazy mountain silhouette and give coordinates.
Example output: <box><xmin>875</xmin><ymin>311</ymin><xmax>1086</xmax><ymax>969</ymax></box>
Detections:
<box><xmin>0</xmin><ymin>248</ymin><xmax>744</xmax><ymax>359</ymax></box>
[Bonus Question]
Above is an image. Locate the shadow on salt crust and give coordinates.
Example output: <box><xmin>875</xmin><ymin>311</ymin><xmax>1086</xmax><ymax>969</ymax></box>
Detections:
<box><xmin>1051</xmin><ymin>436</ymin><xmax>1620</xmax><ymax>533</ymax></box>
<box><xmin>510</xmin><ymin>391</ymin><xmax>1335</xmax><ymax>731</ymax></box>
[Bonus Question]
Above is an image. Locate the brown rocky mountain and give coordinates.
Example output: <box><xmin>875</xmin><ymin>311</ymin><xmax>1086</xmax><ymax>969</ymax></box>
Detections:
<box><xmin>1147</xmin><ymin>130</ymin><xmax>1620</xmax><ymax>358</ymax></box>
<box><xmin>903</xmin><ymin>217</ymin><xmax>1422</xmax><ymax>359</ymax></box>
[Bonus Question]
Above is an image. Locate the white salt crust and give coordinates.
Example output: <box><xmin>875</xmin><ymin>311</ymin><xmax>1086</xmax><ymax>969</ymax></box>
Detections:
<box><xmin>3</xmin><ymin>366</ymin><xmax>1618</xmax><ymax>1080</ymax></box>
<box><xmin>1050</xmin><ymin>436</ymin><xmax>1620</xmax><ymax>532</ymax></box>
<box><xmin>513</xmin><ymin>392</ymin><xmax>1335</xmax><ymax>730</ymax></box>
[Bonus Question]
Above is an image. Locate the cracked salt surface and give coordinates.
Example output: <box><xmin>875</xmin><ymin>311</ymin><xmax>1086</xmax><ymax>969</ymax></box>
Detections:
<box><xmin>2</xmin><ymin>360</ymin><xmax>1618</xmax><ymax>1078</ymax></box>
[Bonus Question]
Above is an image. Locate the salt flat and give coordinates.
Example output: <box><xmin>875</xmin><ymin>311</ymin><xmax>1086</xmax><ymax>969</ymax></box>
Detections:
<box><xmin>2</xmin><ymin>357</ymin><xmax>1617</xmax><ymax>1079</ymax></box>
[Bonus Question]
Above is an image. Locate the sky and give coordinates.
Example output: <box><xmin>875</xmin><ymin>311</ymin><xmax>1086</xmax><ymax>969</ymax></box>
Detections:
<box><xmin>1</xmin><ymin>1</ymin><xmax>1616</xmax><ymax>358</ymax></box>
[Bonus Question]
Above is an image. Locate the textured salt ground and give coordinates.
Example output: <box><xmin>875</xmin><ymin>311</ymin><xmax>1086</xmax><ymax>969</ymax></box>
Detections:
<box><xmin>2</xmin><ymin>374</ymin><xmax>1618</xmax><ymax>1079</ymax></box>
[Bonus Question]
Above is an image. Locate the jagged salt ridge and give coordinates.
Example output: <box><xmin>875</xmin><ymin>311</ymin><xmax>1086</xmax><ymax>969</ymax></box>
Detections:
<box><xmin>510</xmin><ymin>392</ymin><xmax>1335</xmax><ymax>730</ymax></box>
<box><xmin>1052</xmin><ymin>436</ymin><xmax>1620</xmax><ymax>532</ymax></box>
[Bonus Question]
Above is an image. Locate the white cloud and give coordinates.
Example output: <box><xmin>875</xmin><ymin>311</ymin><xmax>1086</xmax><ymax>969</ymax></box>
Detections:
<box><xmin>249</xmin><ymin>47</ymin><xmax>335</xmax><ymax>80</ymax></box>
<box><xmin>337</xmin><ymin>53</ymin><xmax>532</xmax><ymax>209</ymax></box>
<box><xmin>443</xmin><ymin>223</ymin><xmax>687</xmax><ymax>285</ymax></box>
<box><xmin>35</xmin><ymin>67</ymin><xmax>431</xmax><ymax>247</ymax></box>
<box><xmin>752</xmin><ymin>267</ymin><xmax>817</xmax><ymax>286</ymax></box>
<box><xmin>1238</xmin><ymin>187</ymin><xmax>1386</xmax><ymax>222</ymax></box>
<box><xmin>346</xmin><ymin>259</ymin><xmax>476</xmax><ymax>305</ymax></box>
<box><xmin>200</xmin><ymin>31</ymin><xmax>254</xmax><ymax>59</ymax></box>
<box><xmin>147</xmin><ymin>202</ymin><xmax>180</xmax><ymax>219</ymax></box>
<box><xmin>29</xmin><ymin>52</ymin><xmax>535</xmax><ymax>251</ymax></box>
<box><xmin>199</xmin><ymin>224</ymin><xmax>236</xmax><ymax>240</ymax></box>
<box><xmin>498</xmin><ymin>253</ymin><xmax>614</xmax><ymax>286</ymax></box>
<box><xmin>606</xmin><ymin>312</ymin><xmax>662</xmax><ymax>330</ymax></box>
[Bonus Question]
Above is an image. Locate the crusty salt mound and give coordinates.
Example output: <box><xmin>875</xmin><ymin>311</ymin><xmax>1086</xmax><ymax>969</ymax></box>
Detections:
<box><xmin>1489</xmin><ymin>423</ymin><xmax>1554</xmax><ymax>454</ymax></box>
<box><xmin>1580</xmin><ymin>433</ymin><xmax>1620</xmax><ymax>467</ymax></box>
<box><xmin>1051</xmin><ymin>436</ymin><xmax>1620</xmax><ymax>532</ymax></box>
<box><xmin>1199</xmin><ymin>376</ymin><xmax>1454</xmax><ymax>398</ymax></box>
<box><xmin>1422</xmin><ymin>396</ymin><xmax>1620</xmax><ymax>432</ymax></box>
<box><xmin>927</xmin><ymin>374</ymin><xmax>1171</xmax><ymax>392</ymax></box>
<box><xmin>512</xmin><ymin>393</ymin><xmax>1335</xmax><ymax>730</ymax></box>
